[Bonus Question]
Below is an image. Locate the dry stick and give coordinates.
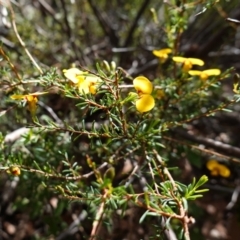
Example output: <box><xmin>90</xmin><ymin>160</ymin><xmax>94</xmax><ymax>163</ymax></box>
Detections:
<box><xmin>59</xmin><ymin>0</ymin><xmax>83</xmax><ymax>62</ymax></box>
<box><xmin>115</xmin><ymin>72</ymin><xmax>128</xmax><ymax>136</ymax></box>
<box><xmin>37</xmin><ymin>0</ymin><xmax>65</xmax><ymax>29</ymax></box>
<box><xmin>87</xmin><ymin>0</ymin><xmax>119</xmax><ymax>47</ymax></box>
<box><xmin>147</xmin><ymin>159</ymin><xmax>178</xmax><ymax>240</ymax></box>
<box><xmin>7</xmin><ymin>1</ymin><xmax>43</xmax><ymax>74</ymax></box>
<box><xmin>36</xmin><ymin>124</ymin><xmax>111</xmax><ymax>138</ymax></box>
<box><xmin>0</xmin><ymin>47</ymin><xmax>22</xmax><ymax>81</ymax></box>
<box><xmin>147</xmin><ymin>160</ymin><xmax>160</xmax><ymax>195</ymax></box>
<box><xmin>171</xmin><ymin>129</ymin><xmax>240</xmax><ymax>160</ymax></box>
<box><xmin>56</xmin><ymin>210</ymin><xmax>88</xmax><ymax>240</ymax></box>
<box><xmin>133</xmin><ymin>197</ymin><xmax>182</xmax><ymax>220</ymax></box>
<box><xmin>152</xmin><ymin>150</ymin><xmax>189</xmax><ymax>238</ymax></box>
<box><xmin>5</xmin><ymin>162</ymin><xmax>108</xmax><ymax>181</ymax></box>
<box><xmin>122</xmin><ymin>0</ymin><xmax>151</xmax><ymax>47</ymax></box>
<box><xmin>37</xmin><ymin>0</ymin><xmax>56</xmax><ymax>16</ymax></box>
<box><xmin>164</xmin><ymin>135</ymin><xmax>240</xmax><ymax>164</ymax></box>
<box><xmin>89</xmin><ymin>191</ymin><xmax>108</xmax><ymax>240</ymax></box>
<box><xmin>153</xmin><ymin>149</ymin><xmax>177</xmax><ymax>191</ymax></box>
<box><xmin>167</xmin><ymin>99</ymin><xmax>237</xmax><ymax>129</ymax></box>
<box><xmin>178</xmin><ymin>199</ymin><xmax>191</xmax><ymax>240</ymax></box>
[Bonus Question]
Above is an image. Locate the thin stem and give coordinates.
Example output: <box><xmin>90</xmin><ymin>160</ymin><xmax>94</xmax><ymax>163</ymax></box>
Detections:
<box><xmin>0</xmin><ymin>47</ymin><xmax>22</xmax><ymax>82</ymax></box>
<box><xmin>8</xmin><ymin>0</ymin><xmax>43</xmax><ymax>74</ymax></box>
<box><xmin>6</xmin><ymin>162</ymin><xmax>108</xmax><ymax>181</ymax></box>
<box><xmin>153</xmin><ymin>149</ymin><xmax>177</xmax><ymax>191</ymax></box>
<box><xmin>89</xmin><ymin>191</ymin><xmax>108</xmax><ymax>240</ymax></box>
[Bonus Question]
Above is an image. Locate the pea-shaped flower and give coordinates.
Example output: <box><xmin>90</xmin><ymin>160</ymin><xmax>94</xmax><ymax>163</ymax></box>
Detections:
<box><xmin>63</xmin><ymin>68</ymin><xmax>85</xmax><ymax>83</ymax></box>
<box><xmin>63</xmin><ymin>68</ymin><xmax>101</xmax><ymax>94</ymax></box>
<box><xmin>206</xmin><ymin>159</ymin><xmax>230</xmax><ymax>178</ymax></box>
<box><xmin>11</xmin><ymin>92</ymin><xmax>47</xmax><ymax>117</ymax></box>
<box><xmin>152</xmin><ymin>48</ymin><xmax>172</xmax><ymax>63</ymax></box>
<box><xmin>8</xmin><ymin>166</ymin><xmax>21</xmax><ymax>176</ymax></box>
<box><xmin>188</xmin><ymin>69</ymin><xmax>221</xmax><ymax>81</ymax></box>
<box><xmin>132</xmin><ymin>76</ymin><xmax>155</xmax><ymax>113</ymax></box>
<box><xmin>173</xmin><ymin>56</ymin><xmax>204</xmax><ymax>72</ymax></box>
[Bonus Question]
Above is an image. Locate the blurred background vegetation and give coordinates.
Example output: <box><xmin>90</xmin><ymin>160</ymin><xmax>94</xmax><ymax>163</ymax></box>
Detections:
<box><xmin>1</xmin><ymin>0</ymin><xmax>240</xmax><ymax>239</ymax></box>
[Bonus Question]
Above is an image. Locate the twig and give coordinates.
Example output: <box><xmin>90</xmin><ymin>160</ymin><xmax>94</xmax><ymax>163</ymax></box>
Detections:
<box><xmin>89</xmin><ymin>191</ymin><xmax>108</xmax><ymax>240</ymax></box>
<box><xmin>56</xmin><ymin>210</ymin><xmax>88</xmax><ymax>240</ymax></box>
<box><xmin>226</xmin><ymin>185</ymin><xmax>240</xmax><ymax>210</ymax></box>
<box><xmin>147</xmin><ymin>160</ymin><xmax>160</xmax><ymax>194</ymax></box>
<box><xmin>153</xmin><ymin>149</ymin><xmax>177</xmax><ymax>191</ymax></box>
<box><xmin>37</xmin><ymin>0</ymin><xmax>56</xmax><ymax>16</ymax></box>
<box><xmin>132</xmin><ymin>196</ymin><xmax>182</xmax><ymax>220</ymax></box>
<box><xmin>4</xmin><ymin>127</ymin><xmax>29</xmax><ymax>143</ymax></box>
<box><xmin>161</xmin><ymin>217</ymin><xmax>178</xmax><ymax>240</ymax></box>
<box><xmin>178</xmin><ymin>199</ymin><xmax>191</xmax><ymax>240</ymax></box>
<box><xmin>7</xmin><ymin>0</ymin><xmax>43</xmax><ymax>74</ymax></box>
<box><xmin>59</xmin><ymin>0</ymin><xmax>83</xmax><ymax>61</ymax></box>
<box><xmin>0</xmin><ymin>46</ymin><xmax>22</xmax><ymax>81</ymax></box>
<box><xmin>163</xmin><ymin>135</ymin><xmax>240</xmax><ymax>164</ymax></box>
<box><xmin>2</xmin><ymin>162</ymin><xmax>108</xmax><ymax>181</ymax></box>
<box><xmin>87</xmin><ymin>0</ymin><xmax>119</xmax><ymax>46</ymax></box>
<box><xmin>172</xmin><ymin>129</ymin><xmax>240</xmax><ymax>160</ymax></box>
<box><xmin>123</xmin><ymin>0</ymin><xmax>151</xmax><ymax>47</ymax></box>
<box><xmin>123</xmin><ymin>163</ymin><xmax>139</xmax><ymax>188</ymax></box>
<box><xmin>119</xmin><ymin>0</ymin><xmax>151</xmax><ymax>66</ymax></box>
<box><xmin>38</xmin><ymin>101</ymin><xmax>63</xmax><ymax>125</ymax></box>
<box><xmin>166</xmin><ymin>99</ymin><xmax>237</xmax><ymax>128</ymax></box>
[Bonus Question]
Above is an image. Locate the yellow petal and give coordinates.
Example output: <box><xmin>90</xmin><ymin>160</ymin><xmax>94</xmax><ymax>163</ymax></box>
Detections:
<box><xmin>10</xmin><ymin>94</ymin><xmax>25</xmax><ymax>100</ymax></box>
<box><xmin>133</xmin><ymin>76</ymin><xmax>153</xmax><ymax>94</ymax></box>
<box><xmin>78</xmin><ymin>80</ymin><xmax>91</xmax><ymax>94</ymax></box>
<box><xmin>25</xmin><ymin>96</ymin><xmax>38</xmax><ymax>116</ymax></box>
<box><xmin>183</xmin><ymin>60</ymin><xmax>193</xmax><ymax>72</ymax></box>
<box><xmin>203</xmin><ymin>69</ymin><xmax>221</xmax><ymax>76</ymax></box>
<box><xmin>188</xmin><ymin>70</ymin><xmax>202</xmax><ymax>76</ymax></box>
<box><xmin>136</xmin><ymin>94</ymin><xmax>155</xmax><ymax>113</ymax></box>
<box><xmin>8</xmin><ymin>166</ymin><xmax>21</xmax><ymax>176</ymax></box>
<box><xmin>188</xmin><ymin>70</ymin><xmax>208</xmax><ymax>81</ymax></box>
<box><xmin>210</xmin><ymin>169</ymin><xmax>219</xmax><ymax>176</ymax></box>
<box><xmin>206</xmin><ymin>160</ymin><xmax>219</xmax><ymax>171</ymax></box>
<box><xmin>172</xmin><ymin>56</ymin><xmax>187</xmax><ymax>63</ymax></box>
<box><xmin>189</xmin><ymin>70</ymin><xmax>208</xmax><ymax>80</ymax></box>
<box><xmin>218</xmin><ymin>165</ymin><xmax>230</xmax><ymax>178</ymax></box>
<box><xmin>11</xmin><ymin>92</ymin><xmax>47</xmax><ymax>100</ymax></box>
<box><xmin>188</xmin><ymin>58</ymin><xmax>204</xmax><ymax>66</ymax></box>
<box><xmin>63</xmin><ymin>68</ymin><xmax>85</xmax><ymax>83</ymax></box>
<box><xmin>153</xmin><ymin>48</ymin><xmax>172</xmax><ymax>57</ymax></box>
<box><xmin>85</xmin><ymin>75</ymin><xmax>101</xmax><ymax>83</ymax></box>
<box><xmin>160</xmin><ymin>48</ymin><xmax>172</xmax><ymax>54</ymax></box>
<box><xmin>200</xmin><ymin>73</ymin><xmax>209</xmax><ymax>81</ymax></box>
<box><xmin>25</xmin><ymin>95</ymin><xmax>38</xmax><ymax>102</ymax></box>
<box><xmin>89</xmin><ymin>84</ymin><xmax>97</xmax><ymax>94</ymax></box>
<box><xmin>83</xmin><ymin>76</ymin><xmax>101</xmax><ymax>94</ymax></box>
<box><xmin>189</xmin><ymin>69</ymin><xmax>221</xmax><ymax>81</ymax></box>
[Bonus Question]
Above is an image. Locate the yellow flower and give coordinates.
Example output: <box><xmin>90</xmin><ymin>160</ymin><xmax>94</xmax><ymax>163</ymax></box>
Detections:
<box><xmin>172</xmin><ymin>56</ymin><xmax>204</xmax><ymax>72</ymax></box>
<box><xmin>63</xmin><ymin>68</ymin><xmax>101</xmax><ymax>94</ymax></box>
<box><xmin>63</xmin><ymin>68</ymin><xmax>86</xmax><ymax>83</ymax></box>
<box><xmin>152</xmin><ymin>48</ymin><xmax>172</xmax><ymax>63</ymax></box>
<box><xmin>132</xmin><ymin>76</ymin><xmax>155</xmax><ymax>113</ymax></box>
<box><xmin>11</xmin><ymin>92</ymin><xmax>47</xmax><ymax>117</ymax></box>
<box><xmin>84</xmin><ymin>76</ymin><xmax>102</xmax><ymax>94</ymax></box>
<box><xmin>206</xmin><ymin>160</ymin><xmax>230</xmax><ymax>178</ymax></box>
<box><xmin>7</xmin><ymin>166</ymin><xmax>21</xmax><ymax>176</ymax></box>
<box><xmin>188</xmin><ymin>69</ymin><xmax>221</xmax><ymax>81</ymax></box>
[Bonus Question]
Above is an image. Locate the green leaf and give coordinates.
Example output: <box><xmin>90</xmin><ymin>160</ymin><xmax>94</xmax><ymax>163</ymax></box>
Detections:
<box><xmin>139</xmin><ymin>210</ymin><xmax>150</xmax><ymax>224</ymax></box>
<box><xmin>194</xmin><ymin>175</ymin><xmax>208</xmax><ymax>189</ymax></box>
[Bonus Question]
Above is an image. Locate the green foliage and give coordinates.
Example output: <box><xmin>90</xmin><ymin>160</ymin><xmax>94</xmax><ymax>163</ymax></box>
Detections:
<box><xmin>0</xmin><ymin>0</ymin><xmax>239</xmax><ymax>239</ymax></box>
